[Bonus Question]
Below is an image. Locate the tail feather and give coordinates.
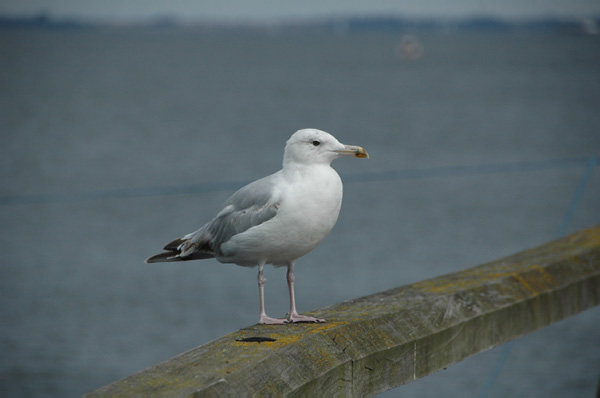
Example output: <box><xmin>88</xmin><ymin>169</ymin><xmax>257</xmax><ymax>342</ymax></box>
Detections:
<box><xmin>163</xmin><ymin>237</ymin><xmax>186</xmax><ymax>251</ymax></box>
<box><xmin>146</xmin><ymin>233</ymin><xmax>215</xmax><ymax>264</ymax></box>
<box><xmin>145</xmin><ymin>251</ymin><xmax>183</xmax><ymax>263</ymax></box>
<box><xmin>144</xmin><ymin>249</ymin><xmax>215</xmax><ymax>264</ymax></box>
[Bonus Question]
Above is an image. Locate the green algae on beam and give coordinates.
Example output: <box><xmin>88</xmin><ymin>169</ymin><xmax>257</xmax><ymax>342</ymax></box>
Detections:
<box><xmin>87</xmin><ymin>225</ymin><xmax>600</xmax><ymax>397</ymax></box>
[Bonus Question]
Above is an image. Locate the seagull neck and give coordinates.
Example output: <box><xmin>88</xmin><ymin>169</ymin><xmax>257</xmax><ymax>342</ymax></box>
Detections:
<box><xmin>282</xmin><ymin>161</ymin><xmax>331</xmax><ymax>176</ymax></box>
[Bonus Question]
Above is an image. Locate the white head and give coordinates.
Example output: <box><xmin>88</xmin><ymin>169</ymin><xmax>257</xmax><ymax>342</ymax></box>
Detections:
<box><xmin>283</xmin><ymin>129</ymin><xmax>368</xmax><ymax>166</ymax></box>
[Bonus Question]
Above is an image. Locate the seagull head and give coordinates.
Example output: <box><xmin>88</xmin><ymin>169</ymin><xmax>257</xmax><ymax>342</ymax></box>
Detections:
<box><xmin>283</xmin><ymin>129</ymin><xmax>369</xmax><ymax>166</ymax></box>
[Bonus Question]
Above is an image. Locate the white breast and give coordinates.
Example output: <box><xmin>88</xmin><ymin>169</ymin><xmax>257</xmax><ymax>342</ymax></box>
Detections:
<box><xmin>219</xmin><ymin>165</ymin><xmax>343</xmax><ymax>266</ymax></box>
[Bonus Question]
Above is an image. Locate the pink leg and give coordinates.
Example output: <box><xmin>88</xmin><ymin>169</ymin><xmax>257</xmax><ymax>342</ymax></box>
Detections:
<box><xmin>286</xmin><ymin>262</ymin><xmax>326</xmax><ymax>323</ymax></box>
<box><xmin>257</xmin><ymin>264</ymin><xmax>286</xmax><ymax>325</ymax></box>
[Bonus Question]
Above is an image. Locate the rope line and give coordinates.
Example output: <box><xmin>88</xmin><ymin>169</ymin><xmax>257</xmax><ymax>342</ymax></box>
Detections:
<box><xmin>343</xmin><ymin>156</ymin><xmax>597</xmax><ymax>184</ymax></box>
<box><xmin>1</xmin><ymin>156</ymin><xmax>597</xmax><ymax>206</ymax></box>
<box><xmin>478</xmin><ymin>155</ymin><xmax>598</xmax><ymax>398</ymax></box>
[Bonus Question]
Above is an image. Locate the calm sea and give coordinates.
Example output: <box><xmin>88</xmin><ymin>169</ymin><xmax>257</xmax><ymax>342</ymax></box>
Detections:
<box><xmin>1</xmin><ymin>28</ymin><xmax>599</xmax><ymax>397</ymax></box>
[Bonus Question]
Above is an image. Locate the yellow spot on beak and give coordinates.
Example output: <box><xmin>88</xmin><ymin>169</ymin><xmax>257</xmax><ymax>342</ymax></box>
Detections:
<box><xmin>354</xmin><ymin>146</ymin><xmax>369</xmax><ymax>159</ymax></box>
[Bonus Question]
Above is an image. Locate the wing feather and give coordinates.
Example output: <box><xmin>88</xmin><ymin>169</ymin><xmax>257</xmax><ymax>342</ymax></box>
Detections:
<box><xmin>145</xmin><ymin>173</ymin><xmax>282</xmax><ymax>263</ymax></box>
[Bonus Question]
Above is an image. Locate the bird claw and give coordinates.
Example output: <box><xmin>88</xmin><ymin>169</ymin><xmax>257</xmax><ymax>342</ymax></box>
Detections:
<box><xmin>258</xmin><ymin>315</ymin><xmax>288</xmax><ymax>325</ymax></box>
<box><xmin>286</xmin><ymin>314</ymin><xmax>326</xmax><ymax>323</ymax></box>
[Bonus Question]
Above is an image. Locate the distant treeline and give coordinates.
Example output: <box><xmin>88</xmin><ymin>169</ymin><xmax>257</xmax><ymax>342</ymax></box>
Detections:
<box><xmin>1</xmin><ymin>13</ymin><xmax>598</xmax><ymax>34</ymax></box>
<box><xmin>0</xmin><ymin>14</ymin><xmax>88</xmax><ymax>30</ymax></box>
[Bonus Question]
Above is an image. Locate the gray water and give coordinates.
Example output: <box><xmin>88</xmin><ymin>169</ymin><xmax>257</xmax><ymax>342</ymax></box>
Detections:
<box><xmin>1</xmin><ymin>29</ymin><xmax>599</xmax><ymax>397</ymax></box>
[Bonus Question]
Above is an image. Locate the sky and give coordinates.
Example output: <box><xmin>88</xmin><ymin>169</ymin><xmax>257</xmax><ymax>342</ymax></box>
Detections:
<box><xmin>1</xmin><ymin>0</ymin><xmax>599</xmax><ymax>22</ymax></box>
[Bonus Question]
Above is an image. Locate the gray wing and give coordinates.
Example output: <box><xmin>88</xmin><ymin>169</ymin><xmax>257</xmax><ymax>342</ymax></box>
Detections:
<box><xmin>145</xmin><ymin>174</ymin><xmax>281</xmax><ymax>263</ymax></box>
<box><xmin>208</xmin><ymin>175</ymin><xmax>281</xmax><ymax>247</ymax></box>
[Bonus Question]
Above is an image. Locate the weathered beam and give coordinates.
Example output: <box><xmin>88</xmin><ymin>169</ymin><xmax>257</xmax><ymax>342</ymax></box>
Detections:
<box><xmin>87</xmin><ymin>225</ymin><xmax>600</xmax><ymax>397</ymax></box>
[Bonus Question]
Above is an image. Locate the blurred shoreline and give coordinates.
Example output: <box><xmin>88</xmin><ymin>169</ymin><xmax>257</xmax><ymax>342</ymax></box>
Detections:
<box><xmin>1</xmin><ymin>13</ymin><xmax>599</xmax><ymax>35</ymax></box>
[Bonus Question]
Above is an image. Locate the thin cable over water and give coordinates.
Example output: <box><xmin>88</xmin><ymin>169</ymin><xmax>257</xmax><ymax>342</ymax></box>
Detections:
<box><xmin>477</xmin><ymin>155</ymin><xmax>598</xmax><ymax>398</ymax></box>
<box><xmin>1</xmin><ymin>156</ymin><xmax>597</xmax><ymax>206</ymax></box>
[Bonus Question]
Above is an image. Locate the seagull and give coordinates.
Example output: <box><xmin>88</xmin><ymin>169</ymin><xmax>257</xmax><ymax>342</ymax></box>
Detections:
<box><xmin>145</xmin><ymin>129</ymin><xmax>369</xmax><ymax>324</ymax></box>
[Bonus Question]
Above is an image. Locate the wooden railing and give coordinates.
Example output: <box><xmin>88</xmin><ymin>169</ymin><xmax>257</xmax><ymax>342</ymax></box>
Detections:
<box><xmin>87</xmin><ymin>225</ymin><xmax>600</xmax><ymax>397</ymax></box>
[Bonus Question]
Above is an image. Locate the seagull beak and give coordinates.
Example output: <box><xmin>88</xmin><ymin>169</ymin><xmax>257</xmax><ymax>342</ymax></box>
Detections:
<box><xmin>335</xmin><ymin>145</ymin><xmax>369</xmax><ymax>159</ymax></box>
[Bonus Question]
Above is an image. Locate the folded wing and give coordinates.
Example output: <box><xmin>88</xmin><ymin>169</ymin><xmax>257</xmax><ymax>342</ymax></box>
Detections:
<box><xmin>145</xmin><ymin>175</ymin><xmax>281</xmax><ymax>263</ymax></box>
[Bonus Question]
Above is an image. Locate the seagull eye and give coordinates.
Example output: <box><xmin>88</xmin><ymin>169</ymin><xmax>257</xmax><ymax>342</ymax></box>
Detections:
<box><xmin>312</xmin><ymin>140</ymin><xmax>320</xmax><ymax>146</ymax></box>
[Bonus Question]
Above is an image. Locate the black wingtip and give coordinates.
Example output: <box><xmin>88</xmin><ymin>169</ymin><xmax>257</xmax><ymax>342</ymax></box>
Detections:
<box><xmin>144</xmin><ymin>252</ymin><xmax>181</xmax><ymax>263</ymax></box>
<box><xmin>163</xmin><ymin>237</ymin><xmax>186</xmax><ymax>251</ymax></box>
